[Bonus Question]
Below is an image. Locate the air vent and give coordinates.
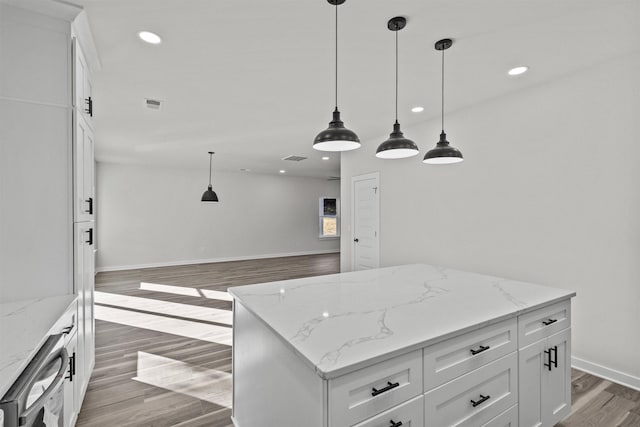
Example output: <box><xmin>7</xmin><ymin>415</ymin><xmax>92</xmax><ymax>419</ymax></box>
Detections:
<box><xmin>281</xmin><ymin>155</ymin><xmax>307</xmax><ymax>162</ymax></box>
<box><xmin>328</xmin><ymin>176</ymin><xmax>341</xmax><ymax>181</ymax></box>
<box><xmin>145</xmin><ymin>98</ymin><xmax>162</xmax><ymax>109</ymax></box>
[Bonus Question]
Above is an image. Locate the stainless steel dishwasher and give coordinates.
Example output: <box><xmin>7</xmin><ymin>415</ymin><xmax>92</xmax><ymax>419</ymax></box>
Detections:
<box><xmin>0</xmin><ymin>334</ymin><xmax>69</xmax><ymax>427</ymax></box>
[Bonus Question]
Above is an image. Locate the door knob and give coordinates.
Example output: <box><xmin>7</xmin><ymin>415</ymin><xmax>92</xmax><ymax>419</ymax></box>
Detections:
<box><xmin>354</xmin><ymin>238</ymin><xmax>359</xmax><ymax>242</ymax></box>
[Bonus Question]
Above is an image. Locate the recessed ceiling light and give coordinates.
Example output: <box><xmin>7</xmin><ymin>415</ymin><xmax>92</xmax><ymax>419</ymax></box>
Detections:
<box><xmin>322</xmin><ymin>156</ymin><xmax>330</xmax><ymax>160</ymax></box>
<box><xmin>138</xmin><ymin>31</ymin><xmax>162</xmax><ymax>45</ymax></box>
<box><xmin>411</xmin><ymin>106</ymin><xmax>424</xmax><ymax>113</ymax></box>
<box><xmin>279</xmin><ymin>170</ymin><xmax>286</xmax><ymax>174</ymax></box>
<box><xmin>508</xmin><ymin>66</ymin><xmax>529</xmax><ymax>76</ymax></box>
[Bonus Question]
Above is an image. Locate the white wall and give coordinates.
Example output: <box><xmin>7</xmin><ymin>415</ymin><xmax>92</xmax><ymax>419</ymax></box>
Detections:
<box><xmin>340</xmin><ymin>53</ymin><xmax>640</xmax><ymax>387</ymax></box>
<box><xmin>96</xmin><ymin>162</ymin><xmax>340</xmax><ymax>271</ymax></box>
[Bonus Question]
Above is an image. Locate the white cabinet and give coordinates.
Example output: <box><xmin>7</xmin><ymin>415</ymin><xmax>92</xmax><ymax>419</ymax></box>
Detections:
<box><xmin>519</xmin><ymin>328</ymin><xmax>572</xmax><ymax>427</ymax></box>
<box><xmin>73</xmin><ymin>38</ymin><xmax>93</xmax><ymax>125</ymax></box>
<box><xmin>74</xmin><ymin>112</ymin><xmax>95</xmax><ymax>223</ymax></box>
<box><xmin>63</xmin><ymin>331</ymin><xmax>78</xmax><ymax>427</ymax></box>
<box><xmin>74</xmin><ymin>221</ymin><xmax>95</xmax><ymax>398</ymax></box>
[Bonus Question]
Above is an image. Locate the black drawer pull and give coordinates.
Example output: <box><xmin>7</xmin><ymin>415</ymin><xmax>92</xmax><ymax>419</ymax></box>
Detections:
<box><xmin>85</xmin><ymin>96</ymin><xmax>93</xmax><ymax>117</ymax></box>
<box><xmin>470</xmin><ymin>345</ymin><xmax>490</xmax><ymax>355</ymax></box>
<box><xmin>470</xmin><ymin>394</ymin><xmax>490</xmax><ymax>407</ymax></box>
<box><xmin>62</xmin><ymin>325</ymin><xmax>74</xmax><ymax>335</ymax></box>
<box><xmin>389</xmin><ymin>420</ymin><xmax>403</xmax><ymax>427</ymax></box>
<box><xmin>542</xmin><ymin>318</ymin><xmax>557</xmax><ymax>326</ymax></box>
<box><xmin>544</xmin><ymin>345</ymin><xmax>558</xmax><ymax>371</ymax></box>
<box><xmin>86</xmin><ymin>228</ymin><xmax>93</xmax><ymax>246</ymax></box>
<box><xmin>85</xmin><ymin>197</ymin><xmax>93</xmax><ymax>215</ymax></box>
<box><xmin>66</xmin><ymin>352</ymin><xmax>76</xmax><ymax>382</ymax></box>
<box><xmin>371</xmin><ymin>381</ymin><xmax>400</xmax><ymax>397</ymax></box>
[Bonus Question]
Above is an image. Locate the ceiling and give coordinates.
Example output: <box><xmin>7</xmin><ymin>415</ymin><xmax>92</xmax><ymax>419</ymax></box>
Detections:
<box><xmin>76</xmin><ymin>0</ymin><xmax>639</xmax><ymax>178</ymax></box>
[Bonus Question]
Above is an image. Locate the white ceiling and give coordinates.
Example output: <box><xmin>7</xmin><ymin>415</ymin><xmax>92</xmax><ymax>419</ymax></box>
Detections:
<box><xmin>77</xmin><ymin>0</ymin><xmax>639</xmax><ymax>178</ymax></box>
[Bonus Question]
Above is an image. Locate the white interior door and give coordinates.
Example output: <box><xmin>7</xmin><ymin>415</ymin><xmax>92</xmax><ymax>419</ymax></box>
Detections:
<box><xmin>352</xmin><ymin>173</ymin><xmax>380</xmax><ymax>271</ymax></box>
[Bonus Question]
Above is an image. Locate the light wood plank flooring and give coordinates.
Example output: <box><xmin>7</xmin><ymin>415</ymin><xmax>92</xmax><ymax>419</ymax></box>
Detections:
<box><xmin>77</xmin><ymin>254</ymin><xmax>640</xmax><ymax>426</ymax></box>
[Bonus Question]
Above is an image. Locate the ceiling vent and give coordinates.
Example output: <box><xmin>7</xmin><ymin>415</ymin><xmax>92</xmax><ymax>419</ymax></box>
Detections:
<box><xmin>145</xmin><ymin>98</ymin><xmax>162</xmax><ymax>110</ymax></box>
<box><xmin>281</xmin><ymin>155</ymin><xmax>307</xmax><ymax>162</ymax></box>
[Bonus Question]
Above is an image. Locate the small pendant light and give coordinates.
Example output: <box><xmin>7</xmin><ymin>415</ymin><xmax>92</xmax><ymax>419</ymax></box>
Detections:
<box><xmin>313</xmin><ymin>0</ymin><xmax>361</xmax><ymax>152</ymax></box>
<box><xmin>376</xmin><ymin>17</ymin><xmax>419</xmax><ymax>159</ymax></box>
<box><xmin>423</xmin><ymin>38</ymin><xmax>464</xmax><ymax>164</ymax></box>
<box><xmin>201</xmin><ymin>151</ymin><xmax>219</xmax><ymax>202</ymax></box>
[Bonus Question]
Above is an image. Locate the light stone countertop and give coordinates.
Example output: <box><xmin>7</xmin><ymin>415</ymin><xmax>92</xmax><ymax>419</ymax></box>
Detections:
<box><xmin>229</xmin><ymin>264</ymin><xmax>575</xmax><ymax>379</ymax></box>
<box><xmin>0</xmin><ymin>295</ymin><xmax>77</xmax><ymax>397</ymax></box>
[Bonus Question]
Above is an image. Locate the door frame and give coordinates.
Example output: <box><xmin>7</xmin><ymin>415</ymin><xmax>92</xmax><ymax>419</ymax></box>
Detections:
<box><xmin>351</xmin><ymin>172</ymin><xmax>380</xmax><ymax>271</ymax></box>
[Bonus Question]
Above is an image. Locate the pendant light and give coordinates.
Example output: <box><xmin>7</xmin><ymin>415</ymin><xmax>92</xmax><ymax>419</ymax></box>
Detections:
<box><xmin>376</xmin><ymin>17</ymin><xmax>419</xmax><ymax>159</ymax></box>
<box><xmin>423</xmin><ymin>38</ymin><xmax>464</xmax><ymax>164</ymax></box>
<box><xmin>313</xmin><ymin>0</ymin><xmax>361</xmax><ymax>152</ymax></box>
<box><xmin>201</xmin><ymin>151</ymin><xmax>219</xmax><ymax>202</ymax></box>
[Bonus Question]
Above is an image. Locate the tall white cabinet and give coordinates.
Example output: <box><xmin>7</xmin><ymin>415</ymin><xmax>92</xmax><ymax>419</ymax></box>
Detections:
<box><xmin>71</xmin><ymin>21</ymin><xmax>98</xmax><ymax>423</ymax></box>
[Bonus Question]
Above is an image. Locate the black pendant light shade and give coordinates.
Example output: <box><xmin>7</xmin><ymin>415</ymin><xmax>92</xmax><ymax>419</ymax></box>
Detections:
<box><xmin>423</xmin><ymin>131</ymin><xmax>463</xmax><ymax>164</ymax></box>
<box><xmin>423</xmin><ymin>38</ymin><xmax>464</xmax><ymax>165</ymax></box>
<box><xmin>313</xmin><ymin>0</ymin><xmax>361</xmax><ymax>152</ymax></box>
<box><xmin>376</xmin><ymin>121</ymin><xmax>419</xmax><ymax>159</ymax></box>
<box><xmin>314</xmin><ymin>108</ymin><xmax>361</xmax><ymax>152</ymax></box>
<box><xmin>201</xmin><ymin>151</ymin><xmax>219</xmax><ymax>202</ymax></box>
<box><xmin>376</xmin><ymin>17</ymin><xmax>419</xmax><ymax>159</ymax></box>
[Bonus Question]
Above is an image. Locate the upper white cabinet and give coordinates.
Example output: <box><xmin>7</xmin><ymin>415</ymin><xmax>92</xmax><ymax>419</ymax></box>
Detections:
<box><xmin>74</xmin><ymin>111</ymin><xmax>95</xmax><ymax>222</ymax></box>
<box><xmin>73</xmin><ymin>38</ymin><xmax>93</xmax><ymax>125</ymax></box>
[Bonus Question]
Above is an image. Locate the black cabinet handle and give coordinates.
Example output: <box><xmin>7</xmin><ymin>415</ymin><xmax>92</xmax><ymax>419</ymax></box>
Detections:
<box><xmin>389</xmin><ymin>420</ymin><xmax>403</xmax><ymax>427</ymax></box>
<box><xmin>86</xmin><ymin>228</ymin><xmax>93</xmax><ymax>246</ymax></box>
<box><xmin>371</xmin><ymin>381</ymin><xmax>400</xmax><ymax>397</ymax></box>
<box><xmin>544</xmin><ymin>345</ymin><xmax>558</xmax><ymax>371</ymax></box>
<box><xmin>66</xmin><ymin>352</ymin><xmax>76</xmax><ymax>382</ymax></box>
<box><xmin>62</xmin><ymin>325</ymin><xmax>73</xmax><ymax>335</ymax></box>
<box><xmin>85</xmin><ymin>197</ymin><xmax>93</xmax><ymax>215</ymax></box>
<box><xmin>354</xmin><ymin>238</ymin><xmax>359</xmax><ymax>242</ymax></box>
<box><xmin>542</xmin><ymin>318</ymin><xmax>557</xmax><ymax>326</ymax></box>
<box><xmin>85</xmin><ymin>96</ymin><xmax>93</xmax><ymax>117</ymax></box>
<box><xmin>470</xmin><ymin>345</ymin><xmax>490</xmax><ymax>355</ymax></box>
<box><xmin>470</xmin><ymin>394</ymin><xmax>490</xmax><ymax>407</ymax></box>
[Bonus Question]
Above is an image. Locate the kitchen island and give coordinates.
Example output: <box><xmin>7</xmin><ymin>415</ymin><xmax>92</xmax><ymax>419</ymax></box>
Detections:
<box><xmin>229</xmin><ymin>264</ymin><xmax>575</xmax><ymax>427</ymax></box>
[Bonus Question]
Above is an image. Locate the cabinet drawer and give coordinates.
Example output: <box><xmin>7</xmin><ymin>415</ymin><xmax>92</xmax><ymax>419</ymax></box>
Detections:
<box><xmin>353</xmin><ymin>395</ymin><xmax>423</xmax><ymax>427</ymax></box>
<box><xmin>424</xmin><ymin>352</ymin><xmax>517</xmax><ymax>427</ymax></box>
<box><xmin>423</xmin><ymin>318</ymin><xmax>517</xmax><ymax>391</ymax></box>
<box><xmin>329</xmin><ymin>350</ymin><xmax>422</xmax><ymax>426</ymax></box>
<box><xmin>481</xmin><ymin>404</ymin><xmax>518</xmax><ymax>427</ymax></box>
<box><xmin>518</xmin><ymin>299</ymin><xmax>570</xmax><ymax>348</ymax></box>
<box><xmin>56</xmin><ymin>300</ymin><xmax>78</xmax><ymax>343</ymax></box>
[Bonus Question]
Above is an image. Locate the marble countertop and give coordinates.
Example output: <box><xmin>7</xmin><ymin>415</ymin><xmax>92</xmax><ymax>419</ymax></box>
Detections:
<box><xmin>0</xmin><ymin>295</ymin><xmax>77</xmax><ymax>397</ymax></box>
<box><xmin>229</xmin><ymin>264</ymin><xmax>575</xmax><ymax>379</ymax></box>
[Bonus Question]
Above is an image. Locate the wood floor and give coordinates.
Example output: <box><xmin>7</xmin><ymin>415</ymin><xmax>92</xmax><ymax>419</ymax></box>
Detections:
<box><xmin>77</xmin><ymin>254</ymin><xmax>640</xmax><ymax>427</ymax></box>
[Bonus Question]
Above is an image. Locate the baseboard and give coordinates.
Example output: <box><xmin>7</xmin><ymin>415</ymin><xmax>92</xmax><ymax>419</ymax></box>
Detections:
<box><xmin>572</xmin><ymin>356</ymin><xmax>640</xmax><ymax>391</ymax></box>
<box><xmin>95</xmin><ymin>249</ymin><xmax>340</xmax><ymax>273</ymax></box>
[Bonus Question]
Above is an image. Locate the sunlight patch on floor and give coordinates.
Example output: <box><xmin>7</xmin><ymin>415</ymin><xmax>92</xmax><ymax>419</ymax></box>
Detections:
<box><xmin>96</xmin><ymin>291</ymin><xmax>232</xmax><ymax>325</ymax></box>
<box><xmin>140</xmin><ymin>282</ymin><xmax>233</xmax><ymax>302</ymax></box>
<box><xmin>133</xmin><ymin>351</ymin><xmax>232</xmax><ymax>409</ymax></box>
<box><xmin>95</xmin><ymin>305</ymin><xmax>232</xmax><ymax>346</ymax></box>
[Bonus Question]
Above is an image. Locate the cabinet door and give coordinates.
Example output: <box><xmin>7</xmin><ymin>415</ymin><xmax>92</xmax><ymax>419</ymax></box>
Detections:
<box><xmin>73</xmin><ymin>38</ymin><xmax>92</xmax><ymax>122</ymax></box>
<box><xmin>63</xmin><ymin>332</ymin><xmax>78</xmax><ymax>427</ymax></box>
<box><xmin>542</xmin><ymin>328</ymin><xmax>571</xmax><ymax>426</ymax></box>
<box><xmin>74</xmin><ymin>222</ymin><xmax>95</xmax><ymax>393</ymax></box>
<box><xmin>518</xmin><ymin>339</ymin><xmax>545</xmax><ymax>427</ymax></box>
<box><xmin>74</xmin><ymin>113</ymin><xmax>95</xmax><ymax>222</ymax></box>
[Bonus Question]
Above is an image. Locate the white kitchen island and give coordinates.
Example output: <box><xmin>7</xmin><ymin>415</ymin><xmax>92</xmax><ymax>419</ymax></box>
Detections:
<box><xmin>229</xmin><ymin>264</ymin><xmax>575</xmax><ymax>427</ymax></box>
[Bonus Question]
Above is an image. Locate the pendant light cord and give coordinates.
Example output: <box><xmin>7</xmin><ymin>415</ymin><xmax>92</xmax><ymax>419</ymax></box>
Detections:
<box><xmin>441</xmin><ymin>48</ymin><xmax>445</xmax><ymax>132</ymax></box>
<box><xmin>335</xmin><ymin>2</ymin><xmax>338</xmax><ymax>110</ymax></box>
<box><xmin>395</xmin><ymin>26</ymin><xmax>399</xmax><ymax>123</ymax></box>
